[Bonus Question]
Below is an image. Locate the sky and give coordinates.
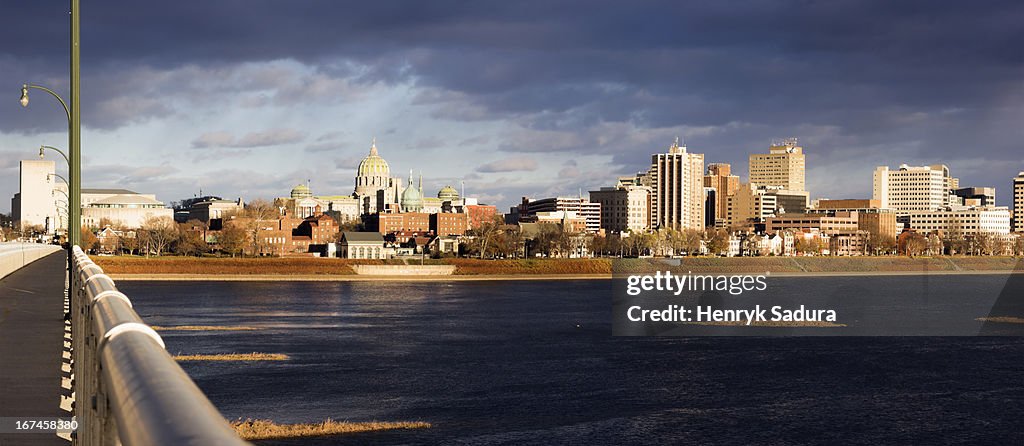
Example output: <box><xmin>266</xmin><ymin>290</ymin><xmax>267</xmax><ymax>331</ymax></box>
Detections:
<box><xmin>1</xmin><ymin>0</ymin><xmax>1021</xmax><ymax>213</ymax></box>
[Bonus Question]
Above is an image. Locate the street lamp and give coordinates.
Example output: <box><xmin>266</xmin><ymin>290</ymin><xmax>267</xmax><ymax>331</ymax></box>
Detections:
<box><xmin>39</xmin><ymin>145</ymin><xmax>71</xmax><ymax>168</ymax></box>
<box><xmin>21</xmin><ymin>84</ymin><xmax>79</xmax><ymax>247</ymax></box>
<box><xmin>48</xmin><ymin>172</ymin><xmax>69</xmax><ymax>186</ymax></box>
<box><xmin>18</xmin><ymin>0</ymin><xmax>81</xmax><ymax>247</ymax></box>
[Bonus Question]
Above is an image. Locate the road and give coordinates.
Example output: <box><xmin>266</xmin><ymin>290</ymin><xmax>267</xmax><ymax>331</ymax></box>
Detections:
<box><xmin>0</xmin><ymin>251</ymin><xmax>69</xmax><ymax>446</ymax></box>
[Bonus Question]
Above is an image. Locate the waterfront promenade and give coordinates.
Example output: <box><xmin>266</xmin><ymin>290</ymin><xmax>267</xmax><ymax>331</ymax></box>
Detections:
<box><xmin>0</xmin><ymin>251</ymin><xmax>68</xmax><ymax>445</ymax></box>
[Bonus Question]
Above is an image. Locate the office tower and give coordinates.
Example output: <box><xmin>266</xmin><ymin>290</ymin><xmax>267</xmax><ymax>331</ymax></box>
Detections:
<box><xmin>1014</xmin><ymin>172</ymin><xmax>1024</xmax><ymax>233</ymax></box>
<box><xmin>873</xmin><ymin>164</ymin><xmax>954</xmax><ymax>214</ymax></box>
<box><xmin>703</xmin><ymin>163</ymin><xmax>739</xmax><ymax>226</ymax></box>
<box><xmin>749</xmin><ymin>138</ymin><xmax>805</xmax><ymax>192</ymax></box>
<box><xmin>650</xmin><ymin>138</ymin><xmax>704</xmax><ymax>230</ymax></box>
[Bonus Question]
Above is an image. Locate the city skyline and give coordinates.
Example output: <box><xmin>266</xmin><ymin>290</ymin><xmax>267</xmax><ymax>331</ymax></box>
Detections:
<box><xmin>2</xmin><ymin>1</ymin><xmax>1022</xmax><ymax>213</ymax></box>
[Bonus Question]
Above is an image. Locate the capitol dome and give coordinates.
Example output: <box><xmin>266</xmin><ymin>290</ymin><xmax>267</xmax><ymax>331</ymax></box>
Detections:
<box><xmin>437</xmin><ymin>185</ymin><xmax>460</xmax><ymax>202</ymax></box>
<box><xmin>290</xmin><ymin>183</ymin><xmax>313</xmax><ymax>199</ymax></box>
<box><xmin>357</xmin><ymin>138</ymin><xmax>390</xmax><ymax>176</ymax></box>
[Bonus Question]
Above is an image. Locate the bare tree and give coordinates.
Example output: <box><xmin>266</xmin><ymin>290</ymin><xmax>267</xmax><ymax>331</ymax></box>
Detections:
<box><xmin>140</xmin><ymin>216</ymin><xmax>177</xmax><ymax>256</ymax></box>
<box><xmin>216</xmin><ymin>223</ymin><xmax>246</xmax><ymax>257</ymax></box>
<box><xmin>904</xmin><ymin>232</ymin><xmax>927</xmax><ymax>257</ymax></box>
<box><xmin>472</xmin><ymin>215</ymin><xmax>505</xmax><ymax>259</ymax></box>
<box><xmin>943</xmin><ymin>219</ymin><xmax>967</xmax><ymax>255</ymax></box>
<box><xmin>681</xmin><ymin>229</ymin><xmax>703</xmax><ymax>255</ymax></box>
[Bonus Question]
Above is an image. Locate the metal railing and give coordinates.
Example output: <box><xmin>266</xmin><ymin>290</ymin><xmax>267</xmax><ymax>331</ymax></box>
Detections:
<box><xmin>71</xmin><ymin>246</ymin><xmax>251</xmax><ymax>446</ymax></box>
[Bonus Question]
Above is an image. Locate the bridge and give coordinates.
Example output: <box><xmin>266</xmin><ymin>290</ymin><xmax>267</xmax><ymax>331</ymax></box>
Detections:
<box><xmin>0</xmin><ymin>243</ymin><xmax>251</xmax><ymax>446</ymax></box>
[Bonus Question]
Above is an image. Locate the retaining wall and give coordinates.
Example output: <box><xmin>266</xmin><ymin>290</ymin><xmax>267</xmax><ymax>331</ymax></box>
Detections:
<box><xmin>352</xmin><ymin>264</ymin><xmax>456</xmax><ymax>275</ymax></box>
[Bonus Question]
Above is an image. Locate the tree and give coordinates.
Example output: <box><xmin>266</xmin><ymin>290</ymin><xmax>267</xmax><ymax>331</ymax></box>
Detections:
<box><xmin>628</xmin><ymin>232</ymin><xmax>654</xmax><ymax>257</ymax></box>
<box><xmin>973</xmin><ymin>232</ymin><xmax>994</xmax><ymax>256</ymax></box>
<box><xmin>589</xmin><ymin>234</ymin><xmax>607</xmax><ymax>257</ymax></box>
<box><xmin>140</xmin><ymin>216</ymin><xmax>177</xmax><ymax>256</ymax></box>
<box><xmin>607</xmin><ymin>233</ymin><xmax>623</xmax><ymax>257</ymax></box>
<box><xmin>472</xmin><ymin>215</ymin><xmax>505</xmax><ymax>259</ymax></box>
<box><xmin>80</xmin><ymin>226</ymin><xmax>99</xmax><ymax>252</ymax></box>
<box><xmin>903</xmin><ymin>232</ymin><xmax>927</xmax><ymax>257</ymax></box>
<box><xmin>926</xmin><ymin>233</ymin><xmax>943</xmax><ymax>256</ymax></box>
<box><xmin>681</xmin><ymin>229</ymin><xmax>703</xmax><ymax>255</ymax></box>
<box><xmin>1013</xmin><ymin>236</ymin><xmax>1024</xmax><ymax>257</ymax></box>
<box><xmin>876</xmin><ymin>235</ymin><xmax>897</xmax><ymax>255</ymax></box>
<box><xmin>703</xmin><ymin>228</ymin><xmax>728</xmax><ymax>256</ymax></box>
<box><xmin>119</xmin><ymin>230</ymin><xmax>139</xmax><ymax>255</ymax></box>
<box><xmin>217</xmin><ymin>223</ymin><xmax>247</xmax><ymax>257</ymax></box>
<box><xmin>174</xmin><ymin>220</ymin><xmax>209</xmax><ymax>256</ymax></box>
<box><xmin>942</xmin><ymin>219</ymin><xmax>967</xmax><ymax>255</ymax></box>
<box><xmin>503</xmin><ymin>226</ymin><xmax>524</xmax><ymax>259</ymax></box>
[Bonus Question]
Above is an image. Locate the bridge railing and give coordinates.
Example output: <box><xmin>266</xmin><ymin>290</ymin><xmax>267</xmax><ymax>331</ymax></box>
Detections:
<box><xmin>71</xmin><ymin>246</ymin><xmax>251</xmax><ymax>446</ymax></box>
<box><xmin>0</xmin><ymin>242</ymin><xmax>61</xmax><ymax>280</ymax></box>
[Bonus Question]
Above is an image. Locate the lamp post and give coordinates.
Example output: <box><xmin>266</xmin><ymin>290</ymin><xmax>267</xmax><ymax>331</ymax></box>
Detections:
<box><xmin>19</xmin><ymin>0</ymin><xmax>80</xmax><ymax>247</ymax></box>
<box><xmin>39</xmin><ymin>145</ymin><xmax>71</xmax><ymax>169</ymax></box>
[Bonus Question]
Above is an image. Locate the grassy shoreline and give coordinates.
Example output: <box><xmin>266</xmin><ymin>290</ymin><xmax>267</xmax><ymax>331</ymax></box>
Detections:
<box><xmin>91</xmin><ymin>255</ymin><xmax>1023</xmax><ymax>281</ymax></box>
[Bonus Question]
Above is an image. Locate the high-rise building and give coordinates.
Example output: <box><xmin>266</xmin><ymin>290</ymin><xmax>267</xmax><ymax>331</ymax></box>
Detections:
<box><xmin>589</xmin><ymin>185</ymin><xmax>651</xmax><ymax>233</ymax></box>
<box><xmin>725</xmin><ymin>183</ymin><xmax>778</xmax><ymax>227</ymax></box>
<box><xmin>873</xmin><ymin>164</ymin><xmax>955</xmax><ymax>214</ymax></box>
<box><xmin>650</xmin><ymin>138</ymin><xmax>704</xmax><ymax>230</ymax></box>
<box><xmin>703</xmin><ymin>163</ymin><xmax>739</xmax><ymax>226</ymax></box>
<box><xmin>1014</xmin><ymin>172</ymin><xmax>1024</xmax><ymax>233</ymax></box>
<box><xmin>12</xmin><ymin>160</ymin><xmax>58</xmax><ymax>234</ymax></box>
<box><xmin>749</xmin><ymin>138</ymin><xmax>805</xmax><ymax>192</ymax></box>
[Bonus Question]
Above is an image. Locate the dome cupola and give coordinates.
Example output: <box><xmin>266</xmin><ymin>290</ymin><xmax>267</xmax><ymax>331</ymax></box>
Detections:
<box><xmin>290</xmin><ymin>183</ymin><xmax>312</xmax><ymax>199</ymax></box>
<box><xmin>437</xmin><ymin>185</ymin><xmax>460</xmax><ymax>202</ymax></box>
<box><xmin>400</xmin><ymin>170</ymin><xmax>424</xmax><ymax>212</ymax></box>
<box><xmin>357</xmin><ymin>137</ymin><xmax>390</xmax><ymax>176</ymax></box>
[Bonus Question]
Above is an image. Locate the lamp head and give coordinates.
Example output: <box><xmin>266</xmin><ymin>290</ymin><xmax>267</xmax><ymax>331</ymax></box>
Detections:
<box><xmin>19</xmin><ymin>84</ymin><xmax>29</xmax><ymax>107</ymax></box>
<box><xmin>39</xmin><ymin>147</ymin><xmax>45</xmax><ymax>159</ymax></box>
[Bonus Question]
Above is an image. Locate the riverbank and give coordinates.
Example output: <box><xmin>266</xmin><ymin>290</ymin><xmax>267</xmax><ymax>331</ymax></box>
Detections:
<box><xmin>93</xmin><ymin>255</ymin><xmax>1023</xmax><ymax>281</ymax></box>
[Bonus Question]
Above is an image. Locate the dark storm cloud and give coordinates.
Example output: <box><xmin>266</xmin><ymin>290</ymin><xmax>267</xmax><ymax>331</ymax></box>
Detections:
<box><xmin>1</xmin><ymin>0</ymin><xmax>1022</xmax><ymax>203</ymax></box>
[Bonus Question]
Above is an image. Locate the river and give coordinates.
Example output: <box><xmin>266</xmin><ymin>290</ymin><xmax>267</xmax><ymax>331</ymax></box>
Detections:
<box><xmin>119</xmin><ymin>278</ymin><xmax>1024</xmax><ymax>445</ymax></box>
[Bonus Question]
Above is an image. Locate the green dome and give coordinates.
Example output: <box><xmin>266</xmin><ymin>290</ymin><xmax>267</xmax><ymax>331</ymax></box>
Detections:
<box><xmin>437</xmin><ymin>185</ymin><xmax>460</xmax><ymax>202</ymax></box>
<box><xmin>357</xmin><ymin>139</ymin><xmax>390</xmax><ymax>176</ymax></box>
<box><xmin>401</xmin><ymin>171</ymin><xmax>424</xmax><ymax>212</ymax></box>
<box><xmin>290</xmin><ymin>183</ymin><xmax>312</xmax><ymax>198</ymax></box>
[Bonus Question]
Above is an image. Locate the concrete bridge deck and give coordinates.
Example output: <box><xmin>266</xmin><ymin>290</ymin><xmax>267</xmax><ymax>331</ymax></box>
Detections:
<box><xmin>0</xmin><ymin>251</ymin><xmax>69</xmax><ymax>445</ymax></box>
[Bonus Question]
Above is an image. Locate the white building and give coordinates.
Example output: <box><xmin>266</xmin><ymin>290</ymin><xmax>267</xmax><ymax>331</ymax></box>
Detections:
<box><xmin>650</xmin><ymin>138</ymin><xmax>704</xmax><ymax>231</ymax></box>
<box><xmin>873</xmin><ymin>164</ymin><xmax>957</xmax><ymax>214</ymax></box>
<box><xmin>589</xmin><ymin>185</ymin><xmax>650</xmax><ymax>233</ymax></box>
<box><xmin>81</xmin><ymin>189</ymin><xmax>174</xmax><ymax>229</ymax></box>
<box><xmin>1014</xmin><ymin>172</ymin><xmax>1024</xmax><ymax>233</ymax></box>
<box><xmin>189</xmin><ymin>198</ymin><xmax>244</xmax><ymax>221</ymax></box>
<box><xmin>904</xmin><ymin>206</ymin><xmax>1011</xmax><ymax>235</ymax></box>
<box><xmin>338</xmin><ymin>231</ymin><xmax>386</xmax><ymax>259</ymax></box>
<box><xmin>12</xmin><ymin>160</ymin><xmax>60</xmax><ymax>234</ymax></box>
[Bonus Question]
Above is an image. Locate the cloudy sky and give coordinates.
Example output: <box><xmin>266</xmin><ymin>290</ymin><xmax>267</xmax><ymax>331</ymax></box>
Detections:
<box><xmin>1</xmin><ymin>0</ymin><xmax>1021</xmax><ymax>213</ymax></box>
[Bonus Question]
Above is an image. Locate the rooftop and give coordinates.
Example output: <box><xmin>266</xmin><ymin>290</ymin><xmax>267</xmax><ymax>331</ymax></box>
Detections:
<box><xmin>82</xmin><ymin>188</ymin><xmax>139</xmax><ymax>195</ymax></box>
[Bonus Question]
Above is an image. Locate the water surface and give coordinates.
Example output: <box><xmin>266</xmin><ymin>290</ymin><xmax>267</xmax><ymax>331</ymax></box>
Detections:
<box><xmin>120</xmin><ymin>279</ymin><xmax>1024</xmax><ymax>445</ymax></box>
